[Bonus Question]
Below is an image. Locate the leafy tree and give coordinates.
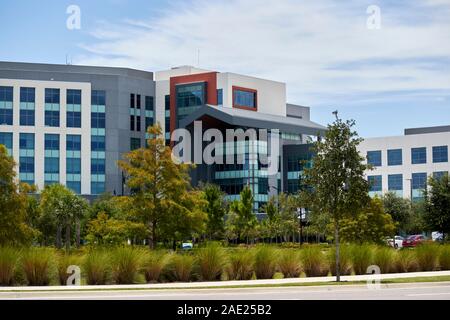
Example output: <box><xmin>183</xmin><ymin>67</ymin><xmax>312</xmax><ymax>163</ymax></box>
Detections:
<box><xmin>382</xmin><ymin>192</ymin><xmax>411</xmax><ymax>234</ymax></box>
<box><xmin>118</xmin><ymin>124</ymin><xmax>207</xmax><ymax>249</ymax></box>
<box><xmin>338</xmin><ymin>197</ymin><xmax>396</xmax><ymax>244</ymax></box>
<box><xmin>405</xmin><ymin>201</ymin><xmax>426</xmax><ymax>235</ymax></box>
<box><xmin>0</xmin><ymin>145</ymin><xmax>37</xmax><ymax>245</ymax></box>
<box><xmin>424</xmin><ymin>173</ymin><xmax>450</xmax><ymax>241</ymax></box>
<box><xmin>260</xmin><ymin>196</ymin><xmax>281</xmax><ymax>242</ymax></box>
<box><xmin>300</xmin><ymin>118</ymin><xmax>370</xmax><ymax>281</ymax></box>
<box><xmin>202</xmin><ymin>183</ymin><xmax>227</xmax><ymax>240</ymax></box>
<box><xmin>228</xmin><ymin>186</ymin><xmax>257</xmax><ymax>244</ymax></box>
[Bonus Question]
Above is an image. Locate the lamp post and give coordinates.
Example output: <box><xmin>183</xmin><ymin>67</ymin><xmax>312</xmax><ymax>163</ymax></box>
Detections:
<box><xmin>297</xmin><ymin>207</ymin><xmax>306</xmax><ymax>245</ymax></box>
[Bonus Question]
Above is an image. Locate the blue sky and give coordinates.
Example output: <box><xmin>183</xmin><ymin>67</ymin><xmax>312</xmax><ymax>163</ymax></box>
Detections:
<box><xmin>1</xmin><ymin>0</ymin><xmax>449</xmax><ymax>137</ymax></box>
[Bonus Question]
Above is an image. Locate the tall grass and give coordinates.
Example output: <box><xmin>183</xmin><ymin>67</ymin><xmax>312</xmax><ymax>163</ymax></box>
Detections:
<box><xmin>254</xmin><ymin>246</ymin><xmax>278</xmax><ymax>279</ymax></box>
<box><xmin>300</xmin><ymin>246</ymin><xmax>329</xmax><ymax>277</ymax></box>
<box><xmin>415</xmin><ymin>243</ymin><xmax>440</xmax><ymax>271</ymax></box>
<box><xmin>110</xmin><ymin>246</ymin><xmax>143</xmax><ymax>284</ymax></box>
<box><xmin>195</xmin><ymin>244</ymin><xmax>227</xmax><ymax>281</ymax></box>
<box><xmin>141</xmin><ymin>250</ymin><xmax>169</xmax><ymax>283</ymax></box>
<box><xmin>0</xmin><ymin>247</ymin><xmax>20</xmax><ymax>286</ymax></box>
<box><xmin>327</xmin><ymin>245</ymin><xmax>352</xmax><ymax>276</ymax></box>
<box><xmin>350</xmin><ymin>244</ymin><xmax>374</xmax><ymax>275</ymax></box>
<box><xmin>439</xmin><ymin>245</ymin><xmax>450</xmax><ymax>271</ymax></box>
<box><xmin>227</xmin><ymin>250</ymin><xmax>254</xmax><ymax>280</ymax></box>
<box><xmin>394</xmin><ymin>249</ymin><xmax>419</xmax><ymax>273</ymax></box>
<box><xmin>83</xmin><ymin>248</ymin><xmax>111</xmax><ymax>285</ymax></box>
<box><xmin>166</xmin><ymin>254</ymin><xmax>194</xmax><ymax>282</ymax></box>
<box><xmin>373</xmin><ymin>247</ymin><xmax>396</xmax><ymax>273</ymax></box>
<box><xmin>278</xmin><ymin>249</ymin><xmax>302</xmax><ymax>278</ymax></box>
<box><xmin>21</xmin><ymin>247</ymin><xmax>55</xmax><ymax>286</ymax></box>
<box><xmin>57</xmin><ymin>253</ymin><xmax>81</xmax><ymax>285</ymax></box>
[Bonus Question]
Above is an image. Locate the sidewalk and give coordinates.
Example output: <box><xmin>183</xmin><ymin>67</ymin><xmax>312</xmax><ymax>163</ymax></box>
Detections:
<box><xmin>1</xmin><ymin>270</ymin><xmax>450</xmax><ymax>291</ymax></box>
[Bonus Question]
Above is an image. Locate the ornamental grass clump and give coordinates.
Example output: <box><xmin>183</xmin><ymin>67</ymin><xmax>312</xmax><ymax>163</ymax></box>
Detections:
<box><xmin>57</xmin><ymin>252</ymin><xmax>82</xmax><ymax>285</ymax></box>
<box><xmin>439</xmin><ymin>245</ymin><xmax>450</xmax><ymax>271</ymax></box>
<box><xmin>278</xmin><ymin>249</ymin><xmax>302</xmax><ymax>278</ymax></box>
<box><xmin>111</xmin><ymin>246</ymin><xmax>143</xmax><ymax>284</ymax></box>
<box><xmin>373</xmin><ymin>246</ymin><xmax>396</xmax><ymax>273</ymax></box>
<box><xmin>83</xmin><ymin>248</ymin><xmax>111</xmax><ymax>285</ymax></box>
<box><xmin>393</xmin><ymin>249</ymin><xmax>419</xmax><ymax>273</ymax></box>
<box><xmin>0</xmin><ymin>247</ymin><xmax>20</xmax><ymax>286</ymax></box>
<box><xmin>167</xmin><ymin>254</ymin><xmax>194</xmax><ymax>282</ymax></box>
<box><xmin>227</xmin><ymin>250</ymin><xmax>254</xmax><ymax>280</ymax></box>
<box><xmin>254</xmin><ymin>245</ymin><xmax>278</xmax><ymax>279</ymax></box>
<box><xmin>141</xmin><ymin>250</ymin><xmax>169</xmax><ymax>283</ymax></box>
<box><xmin>327</xmin><ymin>245</ymin><xmax>352</xmax><ymax>276</ymax></box>
<box><xmin>300</xmin><ymin>245</ymin><xmax>329</xmax><ymax>277</ymax></box>
<box><xmin>350</xmin><ymin>244</ymin><xmax>374</xmax><ymax>275</ymax></box>
<box><xmin>195</xmin><ymin>244</ymin><xmax>227</xmax><ymax>281</ymax></box>
<box><xmin>415</xmin><ymin>243</ymin><xmax>440</xmax><ymax>271</ymax></box>
<box><xmin>21</xmin><ymin>247</ymin><xmax>55</xmax><ymax>286</ymax></box>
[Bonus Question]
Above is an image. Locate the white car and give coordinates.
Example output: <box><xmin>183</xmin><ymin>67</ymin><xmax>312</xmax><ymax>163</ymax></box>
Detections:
<box><xmin>388</xmin><ymin>236</ymin><xmax>404</xmax><ymax>249</ymax></box>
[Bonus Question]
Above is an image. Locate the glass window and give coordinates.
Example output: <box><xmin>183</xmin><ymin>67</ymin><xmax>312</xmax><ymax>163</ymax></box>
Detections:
<box><xmin>145</xmin><ymin>96</ymin><xmax>154</xmax><ymax>111</ymax></box>
<box><xmin>368</xmin><ymin>175</ymin><xmax>382</xmax><ymax>192</ymax></box>
<box><xmin>67</xmin><ymin>158</ymin><xmax>81</xmax><ymax>174</ymax></box>
<box><xmin>0</xmin><ymin>87</ymin><xmax>13</xmax><ymax>126</ymax></box>
<box><xmin>45</xmin><ymin>110</ymin><xmax>60</xmax><ymax>127</ymax></box>
<box><xmin>367</xmin><ymin>151</ymin><xmax>382</xmax><ymax>167</ymax></box>
<box><xmin>432</xmin><ymin>146</ymin><xmax>448</xmax><ymax>163</ymax></box>
<box><xmin>217</xmin><ymin>89</ymin><xmax>223</xmax><ymax>105</ymax></box>
<box><xmin>91</xmin><ymin>158</ymin><xmax>105</xmax><ymax>174</ymax></box>
<box><xmin>91</xmin><ymin>90</ymin><xmax>106</xmax><ymax>106</ymax></box>
<box><xmin>20</xmin><ymin>87</ymin><xmax>35</xmax><ymax>103</ymax></box>
<box><xmin>411</xmin><ymin>147</ymin><xmax>427</xmax><ymax>164</ymax></box>
<box><xmin>165</xmin><ymin>95</ymin><xmax>170</xmax><ymax>110</ymax></box>
<box><xmin>136</xmin><ymin>94</ymin><xmax>141</xmax><ymax>109</ymax></box>
<box><xmin>66</xmin><ymin>135</ymin><xmax>81</xmax><ymax>151</ymax></box>
<box><xmin>130</xmin><ymin>115</ymin><xmax>135</xmax><ymax>131</ymax></box>
<box><xmin>0</xmin><ymin>132</ymin><xmax>13</xmax><ymax>151</ymax></box>
<box><xmin>91</xmin><ymin>112</ymin><xmax>105</xmax><ymax>128</ymax></box>
<box><xmin>67</xmin><ymin>111</ymin><xmax>81</xmax><ymax>128</ymax></box>
<box><xmin>145</xmin><ymin>116</ymin><xmax>154</xmax><ymax>129</ymax></box>
<box><xmin>45</xmin><ymin>157</ymin><xmax>59</xmax><ymax>173</ymax></box>
<box><xmin>20</xmin><ymin>156</ymin><xmax>34</xmax><ymax>173</ymax></box>
<box><xmin>130</xmin><ymin>94</ymin><xmax>135</xmax><ymax>108</ymax></box>
<box><xmin>20</xmin><ymin>133</ymin><xmax>34</xmax><ymax>149</ymax></box>
<box><xmin>91</xmin><ymin>136</ymin><xmax>105</xmax><ymax>151</ymax></box>
<box><xmin>412</xmin><ymin>173</ymin><xmax>427</xmax><ymax>190</ymax></box>
<box><xmin>67</xmin><ymin>181</ymin><xmax>81</xmax><ymax>194</ymax></box>
<box><xmin>45</xmin><ymin>88</ymin><xmax>60</xmax><ymax>104</ymax></box>
<box><xmin>91</xmin><ymin>182</ymin><xmax>105</xmax><ymax>195</ymax></box>
<box><xmin>433</xmin><ymin>171</ymin><xmax>447</xmax><ymax>181</ymax></box>
<box><xmin>388</xmin><ymin>174</ymin><xmax>403</xmax><ymax>191</ymax></box>
<box><xmin>0</xmin><ymin>86</ymin><xmax>13</xmax><ymax>102</ymax></box>
<box><xmin>67</xmin><ymin>89</ymin><xmax>81</xmax><ymax>105</ymax></box>
<box><xmin>387</xmin><ymin>149</ymin><xmax>402</xmax><ymax>166</ymax></box>
<box><xmin>0</xmin><ymin>109</ymin><xmax>13</xmax><ymax>125</ymax></box>
<box><xmin>20</xmin><ymin>110</ymin><xmax>35</xmax><ymax>126</ymax></box>
<box><xmin>233</xmin><ymin>88</ymin><xmax>256</xmax><ymax>109</ymax></box>
<box><xmin>130</xmin><ymin>138</ymin><xmax>141</xmax><ymax>150</ymax></box>
<box><xmin>175</xmin><ymin>82</ymin><xmax>205</xmax><ymax>124</ymax></box>
<box><xmin>45</xmin><ymin>134</ymin><xmax>60</xmax><ymax>150</ymax></box>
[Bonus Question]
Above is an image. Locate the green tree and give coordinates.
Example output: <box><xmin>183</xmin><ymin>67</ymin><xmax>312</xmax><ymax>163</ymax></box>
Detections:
<box><xmin>300</xmin><ymin>118</ymin><xmax>370</xmax><ymax>281</ymax></box>
<box><xmin>382</xmin><ymin>192</ymin><xmax>411</xmax><ymax>234</ymax></box>
<box><xmin>228</xmin><ymin>186</ymin><xmax>257</xmax><ymax>244</ymax></box>
<box><xmin>0</xmin><ymin>145</ymin><xmax>37</xmax><ymax>245</ymax></box>
<box><xmin>202</xmin><ymin>183</ymin><xmax>227</xmax><ymax>240</ymax></box>
<box><xmin>118</xmin><ymin>124</ymin><xmax>207</xmax><ymax>249</ymax></box>
<box><xmin>338</xmin><ymin>197</ymin><xmax>396</xmax><ymax>244</ymax></box>
<box><xmin>424</xmin><ymin>173</ymin><xmax>450</xmax><ymax>241</ymax></box>
<box><xmin>260</xmin><ymin>196</ymin><xmax>281</xmax><ymax>242</ymax></box>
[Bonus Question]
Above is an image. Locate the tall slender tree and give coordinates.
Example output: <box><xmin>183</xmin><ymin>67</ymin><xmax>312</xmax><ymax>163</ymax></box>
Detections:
<box><xmin>424</xmin><ymin>173</ymin><xmax>450</xmax><ymax>241</ymax></box>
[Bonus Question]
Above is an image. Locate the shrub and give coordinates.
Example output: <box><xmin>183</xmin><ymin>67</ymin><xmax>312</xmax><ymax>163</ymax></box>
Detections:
<box><xmin>57</xmin><ymin>253</ymin><xmax>82</xmax><ymax>285</ymax></box>
<box><xmin>278</xmin><ymin>250</ymin><xmax>302</xmax><ymax>278</ymax></box>
<box><xmin>394</xmin><ymin>249</ymin><xmax>419</xmax><ymax>273</ymax></box>
<box><xmin>141</xmin><ymin>250</ymin><xmax>169</xmax><ymax>283</ymax></box>
<box><xmin>300</xmin><ymin>246</ymin><xmax>328</xmax><ymax>277</ymax></box>
<box><xmin>227</xmin><ymin>250</ymin><xmax>254</xmax><ymax>280</ymax></box>
<box><xmin>439</xmin><ymin>245</ymin><xmax>450</xmax><ymax>271</ymax></box>
<box><xmin>0</xmin><ymin>247</ymin><xmax>20</xmax><ymax>286</ymax></box>
<box><xmin>111</xmin><ymin>246</ymin><xmax>143</xmax><ymax>284</ymax></box>
<box><xmin>195</xmin><ymin>244</ymin><xmax>227</xmax><ymax>281</ymax></box>
<box><xmin>415</xmin><ymin>243</ymin><xmax>440</xmax><ymax>271</ymax></box>
<box><xmin>327</xmin><ymin>245</ymin><xmax>352</xmax><ymax>276</ymax></box>
<box><xmin>350</xmin><ymin>244</ymin><xmax>374</xmax><ymax>275</ymax></box>
<box><xmin>21</xmin><ymin>247</ymin><xmax>55</xmax><ymax>286</ymax></box>
<box><xmin>167</xmin><ymin>254</ymin><xmax>194</xmax><ymax>282</ymax></box>
<box><xmin>83</xmin><ymin>248</ymin><xmax>111</xmax><ymax>285</ymax></box>
<box><xmin>254</xmin><ymin>246</ymin><xmax>278</xmax><ymax>279</ymax></box>
<box><xmin>373</xmin><ymin>246</ymin><xmax>396</xmax><ymax>273</ymax></box>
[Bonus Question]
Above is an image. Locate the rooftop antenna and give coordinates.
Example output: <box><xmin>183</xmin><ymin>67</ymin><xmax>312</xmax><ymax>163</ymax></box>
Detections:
<box><xmin>65</xmin><ymin>54</ymin><xmax>73</xmax><ymax>65</ymax></box>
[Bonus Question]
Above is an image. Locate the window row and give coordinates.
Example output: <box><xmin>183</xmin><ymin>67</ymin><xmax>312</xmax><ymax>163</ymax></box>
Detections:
<box><xmin>368</xmin><ymin>171</ymin><xmax>448</xmax><ymax>192</ymax></box>
<box><xmin>367</xmin><ymin>145</ymin><xmax>448</xmax><ymax>166</ymax></box>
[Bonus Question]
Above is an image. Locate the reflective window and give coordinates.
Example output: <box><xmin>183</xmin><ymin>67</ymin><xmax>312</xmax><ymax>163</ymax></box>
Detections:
<box><xmin>91</xmin><ymin>136</ymin><xmax>105</xmax><ymax>151</ymax></box>
<box><xmin>91</xmin><ymin>90</ymin><xmax>106</xmax><ymax>106</ymax></box>
<box><xmin>45</xmin><ymin>134</ymin><xmax>60</xmax><ymax>150</ymax></box>
<box><xmin>388</xmin><ymin>174</ymin><xmax>403</xmax><ymax>191</ymax></box>
<box><xmin>130</xmin><ymin>138</ymin><xmax>141</xmax><ymax>150</ymax></box>
<box><xmin>20</xmin><ymin>110</ymin><xmax>35</xmax><ymax>126</ymax></box>
<box><xmin>433</xmin><ymin>171</ymin><xmax>447</xmax><ymax>181</ymax></box>
<box><xmin>20</xmin><ymin>87</ymin><xmax>35</xmax><ymax>103</ymax></box>
<box><xmin>367</xmin><ymin>150</ymin><xmax>382</xmax><ymax>167</ymax></box>
<box><xmin>67</xmin><ymin>90</ymin><xmax>81</xmax><ymax>128</ymax></box>
<box><xmin>387</xmin><ymin>149</ymin><xmax>402</xmax><ymax>166</ymax></box>
<box><xmin>66</xmin><ymin>135</ymin><xmax>81</xmax><ymax>151</ymax></box>
<box><xmin>411</xmin><ymin>147</ymin><xmax>426</xmax><ymax>164</ymax></box>
<box><xmin>91</xmin><ymin>182</ymin><xmax>105</xmax><ymax>195</ymax></box>
<box><xmin>217</xmin><ymin>89</ymin><xmax>223</xmax><ymax>105</ymax></box>
<box><xmin>0</xmin><ymin>86</ymin><xmax>13</xmax><ymax>125</ymax></box>
<box><xmin>19</xmin><ymin>156</ymin><xmax>34</xmax><ymax>173</ymax></box>
<box><xmin>91</xmin><ymin>112</ymin><xmax>105</xmax><ymax>128</ymax></box>
<box><xmin>145</xmin><ymin>96</ymin><xmax>154</xmax><ymax>111</ymax></box>
<box><xmin>67</xmin><ymin>89</ymin><xmax>81</xmax><ymax>105</ymax></box>
<box><xmin>233</xmin><ymin>88</ymin><xmax>256</xmax><ymax>109</ymax></box>
<box><xmin>67</xmin><ymin>111</ymin><xmax>81</xmax><ymax>128</ymax></box>
<box><xmin>91</xmin><ymin>158</ymin><xmax>105</xmax><ymax>174</ymax></box>
<box><xmin>45</xmin><ymin>88</ymin><xmax>60</xmax><ymax>104</ymax></box>
<box><xmin>66</xmin><ymin>158</ymin><xmax>81</xmax><ymax>174</ymax></box>
<box><xmin>412</xmin><ymin>172</ymin><xmax>427</xmax><ymax>190</ymax></box>
<box><xmin>67</xmin><ymin>181</ymin><xmax>81</xmax><ymax>194</ymax></box>
<box><xmin>45</xmin><ymin>157</ymin><xmax>59</xmax><ymax>173</ymax></box>
<box><xmin>165</xmin><ymin>95</ymin><xmax>170</xmax><ymax>110</ymax></box>
<box><xmin>0</xmin><ymin>132</ymin><xmax>13</xmax><ymax>151</ymax></box>
<box><xmin>45</xmin><ymin>111</ymin><xmax>60</xmax><ymax>127</ymax></box>
<box><xmin>20</xmin><ymin>133</ymin><xmax>34</xmax><ymax>149</ymax></box>
<box><xmin>176</xmin><ymin>82</ymin><xmax>205</xmax><ymax>124</ymax></box>
<box><xmin>432</xmin><ymin>146</ymin><xmax>448</xmax><ymax>163</ymax></box>
<box><xmin>368</xmin><ymin>175</ymin><xmax>382</xmax><ymax>192</ymax></box>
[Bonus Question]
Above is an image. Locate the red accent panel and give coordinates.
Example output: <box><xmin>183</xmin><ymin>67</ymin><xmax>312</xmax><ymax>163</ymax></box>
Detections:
<box><xmin>169</xmin><ymin>72</ymin><xmax>218</xmax><ymax>134</ymax></box>
<box><xmin>232</xmin><ymin>86</ymin><xmax>258</xmax><ymax>111</ymax></box>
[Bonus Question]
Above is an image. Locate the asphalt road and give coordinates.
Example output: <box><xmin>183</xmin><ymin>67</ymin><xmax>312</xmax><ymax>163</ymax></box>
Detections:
<box><xmin>1</xmin><ymin>282</ymin><xmax>450</xmax><ymax>300</ymax></box>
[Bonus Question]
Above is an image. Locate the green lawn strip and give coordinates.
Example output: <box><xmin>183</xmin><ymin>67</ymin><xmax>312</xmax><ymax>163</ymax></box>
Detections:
<box><xmin>2</xmin><ymin>276</ymin><xmax>450</xmax><ymax>293</ymax></box>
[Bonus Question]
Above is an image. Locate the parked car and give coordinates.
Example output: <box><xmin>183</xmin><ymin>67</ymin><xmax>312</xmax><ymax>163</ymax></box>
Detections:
<box><xmin>388</xmin><ymin>236</ymin><xmax>404</xmax><ymax>249</ymax></box>
<box><xmin>402</xmin><ymin>234</ymin><xmax>427</xmax><ymax>247</ymax></box>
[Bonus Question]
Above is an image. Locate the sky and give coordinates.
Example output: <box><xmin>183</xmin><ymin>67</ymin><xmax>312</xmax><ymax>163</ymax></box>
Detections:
<box><xmin>0</xmin><ymin>0</ymin><xmax>449</xmax><ymax>137</ymax></box>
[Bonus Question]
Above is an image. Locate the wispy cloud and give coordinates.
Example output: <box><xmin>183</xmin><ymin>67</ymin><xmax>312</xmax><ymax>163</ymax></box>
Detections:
<box><xmin>75</xmin><ymin>0</ymin><xmax>450</xmax><ymax>107</ymax></box>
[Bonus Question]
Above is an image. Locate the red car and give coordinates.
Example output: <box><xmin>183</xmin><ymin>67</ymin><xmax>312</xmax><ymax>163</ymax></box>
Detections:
<box><xmin>402</xmin><ymin>235</ymin><xmax>427</xmax><ymax>247</ymax></box>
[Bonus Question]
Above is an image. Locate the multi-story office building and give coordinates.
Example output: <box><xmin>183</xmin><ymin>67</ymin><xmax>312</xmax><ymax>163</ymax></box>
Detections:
<box><xmin>0</xmin><ymin>62</ymin><xmax>326</xmax><ymax>210</ymax></box>
<box><xmin>358</xmin><ymin>125</ymin><xmax>450</xmax><ymax>201</ymax></box>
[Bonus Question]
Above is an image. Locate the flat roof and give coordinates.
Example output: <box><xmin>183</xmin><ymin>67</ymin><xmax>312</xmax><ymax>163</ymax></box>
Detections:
<box><xmin>404</xmin><ymin>125</ymin><xmax>450</xmax><ymax>135</ymax></box>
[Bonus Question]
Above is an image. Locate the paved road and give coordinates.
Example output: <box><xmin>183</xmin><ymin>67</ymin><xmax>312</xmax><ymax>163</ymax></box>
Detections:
<box><xmin>1</xmin><ymin>282</ymin><xmax>450</xmax><ymax>300</ymax></box>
